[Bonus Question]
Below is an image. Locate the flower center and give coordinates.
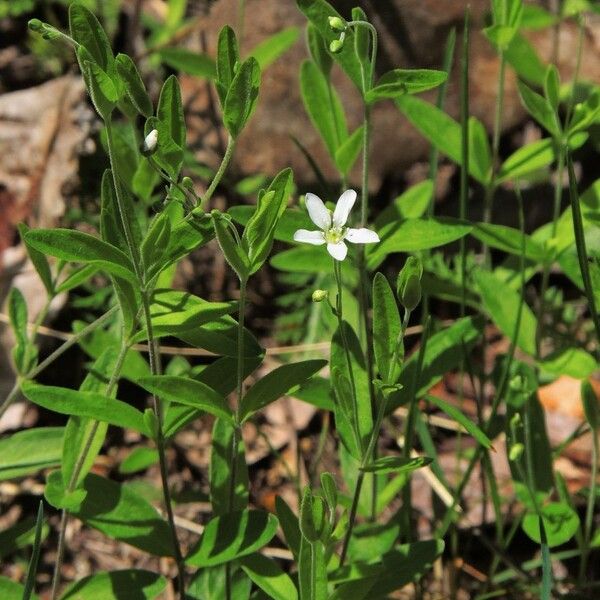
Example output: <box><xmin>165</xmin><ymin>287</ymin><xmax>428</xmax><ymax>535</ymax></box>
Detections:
<box><xmin>325</xmin><ymin>226</ymin><xmax>346</xmax><ymax>244</ymax></box>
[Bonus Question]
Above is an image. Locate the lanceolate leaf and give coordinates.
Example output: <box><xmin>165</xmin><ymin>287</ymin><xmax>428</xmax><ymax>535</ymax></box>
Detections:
<box><xmin>361</xmin><ymin>456</ymin><xmax>432</xmax><ymax>475</ymax></box>
<box><xmin>0</xmin><ymin>428</ymin><xmax>63</xmax><ymax>481</ymax></box>
<box><xmin>50</xmin><ymin>473</ymin><xmax>175</xmax><ymax>556</ymax></box>
<box><xmin>372</xmin><ymin>273</ymin><xmax>401</xmax><ymax>383</ymax></box>
<box><xmin>21</xmin><ymin>382</ymin><xmax>148</xmax><ymax>435</ymax></box>
<box><xmin>475</xmin><ymin>270</ymin><xmax>537</xmax><ymax>356</ymax></box>
<box><xmin>115</xmin><ymin>53</ymin><xmax>153</xmax><ymax>117</ymax></box>
<box><xmin>157</xmin><ymin>47</ymin><xmax>216</xmax><ymax>79</ymax></box>
<box><xmin>24</xmin><ymin>229</ymin><xmax>137</xmax><ymax>285</ymax></box>
<box><xmin>366</xmin><ymin>69</ymin><xmax>447</xmax><ymax>103</ymax></box>
<box><xmin>240</xmin><ymin>553</ymin><xmax>298</xmax><ymax>600</ymax></box>
<box><xmin>60</xmin><ymin>570</ymin><xmax>166</xmax><ymax>600</ymax></box>
<box><xmin>186</xmin><ymin>510</ymin><xmax>278</xmax><ymax>567</ymax></box>
<box><xmin>368</xmin><ymin>218</ymin><xmax>472</xmax><ymax>268</ymax></box>
<box><xmin>137</xmin><ymin>376</ymin><xmax>234</xmax><ymax>423</ymax></box>
<box><xmin>239</xmin><ymin>359</ymin><xmax>326</xmax><ymax>422</ymax></box>
<box><xmin>249</xmin><ymin>27</ymin><xmax>300</xmax><ymax>69</ymax></box>
<box><xmin>224</xmin><ymin>57</ymin><xmax>261</xmax><ymax>138</ymax></box>
<box><xmin>18</xmin><ymin>223</ymin><xmax>54</xmax><ymax>295</ymax></box>
<box><xmin>157</xmin><ymin>74</ymin><xmax>186</xmax><ymax>150</ymax></box>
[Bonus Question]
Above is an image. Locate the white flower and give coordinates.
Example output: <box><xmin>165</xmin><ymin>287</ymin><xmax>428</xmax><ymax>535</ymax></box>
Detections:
<box><xmin>142</xmin><ymin>129</ymin><xmax>158</xmax><ymax>154</ymax></box>
<box><xmin>293</xmin><ymin>190</ymin><xmax>379</xmax><ymax>261</ymax></box>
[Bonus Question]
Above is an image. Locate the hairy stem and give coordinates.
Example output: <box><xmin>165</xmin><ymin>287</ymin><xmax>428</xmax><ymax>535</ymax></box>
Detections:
<box><xmin>199</xmin><ymin>135</ymin><xmax>236</xmax><ymax>211</ymax></box>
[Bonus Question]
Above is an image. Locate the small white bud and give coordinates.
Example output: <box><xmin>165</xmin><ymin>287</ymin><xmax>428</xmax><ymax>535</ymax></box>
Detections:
<box><xmin>312</xmin><ymin>289</ymin><xmax>328</xmax><ymax>303</ymax></box>
<box><xmin>142</xmin><ymin>129</ymin><xmax>158</xmax><ymax>156</ymax></box>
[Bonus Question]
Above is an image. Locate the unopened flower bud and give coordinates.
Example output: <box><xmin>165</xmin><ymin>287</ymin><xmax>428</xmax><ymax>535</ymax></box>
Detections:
<box><xmin>28</xmin><ymin>18</ymin><xmax>43</xmax><ymax>32</ymax></box>
<box><xmin>182</xmin><ymin>176</ymin><xmax>194</xmax><ymax>190</ymax></box>
<box><xmin>142</xmin><ymin>129</ymin><xmax>158</xmax><ymax>156</ymax></box>
<box><xmin>397</xmin><ymin>256</ymin><xmax>423</xmax><ymax>311</ymax></box>
<box><xmin>328</xmin><ymin>16</ymin><xmax>346</xmax><ymax>32</ymax></box>
<box><xmin>509</xmin><ymin>443</ymin><xmax>524</xmax><ymax>462</ymax></box>
<box><xmin>312</xmin><ymin>289</ymin><xmax>328</xmax><ymax>303</ymax></box>
<box><xmin>329</xmin><ymin>38</ymin><xmax>344</xmax><ymax>54</ymax></box>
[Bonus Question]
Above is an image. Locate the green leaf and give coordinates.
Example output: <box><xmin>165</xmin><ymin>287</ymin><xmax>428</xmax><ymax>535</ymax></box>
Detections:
<box><xmin>300</xmin><ymin>60</ymin><xmax>347</xmax><ymax>161</ymax></box>
<box><xmin>539</xmin><ymin>347</ymin><xmax>597</xmax><ymax>379</ymax></box>
<box><xmin>137</xmin><ymin>375</ymin><xmax>234</xmax><ymax>423</ymax></box>
<box><xmin>211</xmin><ymin>211</ymin><xmax>250</xmax><ymax>281</ymax></box>
<box><xmin>426</xmin><ymin>395</ymin><xmax>493</xmax><ymax>448</ymax></box>
<box><xmin>331</xmin><ymin>321</ymin><xmax>372</xmax><ymax>456</ymax></box>
<box><xmin>78</xmin><ymin>49</ymin><xmax>119</xmax><ymax>120</ymax></box>
<box><xmin>368</xmin><ymin>217</ymin><xmax>472</xmax><ymax>268</ymax></box>
<box><xmin>210</xmin><ymin>419</ymin><xmax>249</xmax><ymax>515</ymax></box>
<box><xmin>249</xmin><ymin>27</ymin><xmax>300</xmax><ymax>69</ymax></box>
<box><xmin>306</xmin><ymin>23</ymin><xmax>332</xmax><ymax>76</ymax></box>
<box><xmin>133</xmin><ymin>288</ymin><xmax>236</xmax><ymax>343</ymax></box>
<box><xmin>50</xmin><ymin>473</ymin><xmax>174</xmax><ymax>556</ymax></box>
<box><xmin>375</xmin><ymin>181</ymin><xmax>433</xmax><ymax>225</ymax></box>
<box><xmin>157</xmin><ymin>47</ymin><xmax>216</xmax><ymax>78</ymax></box>
<box><xmin>387</xmin><ymin>316</ymin><xmax>484</xmax><ymax>413</ymax></box>
<box><xmin>0</xmin><ymin>427</ymin><xmax>63</xmax><ymax>481</ymax></box>
<box><xmin>582</xmin><ymin>380</ymin><xmax>600</xmax><ymax>431</ymax></box>
<box><xmin>240</xmin><ymin>553</ymin><xmax>298</xmax><ymax>600</ymax></box>
<box><xmin>372</xmin><ymin>273</ymin><xmax>401</xmax><ymax>383</ymax></box>
<box><xmin>471</xmin><ymin>222</ymin><xmax>547</xmax><ymax>261</ymax></box>
<box><xmin>224</xmin><ymin>57</ymin><xmax>261</xmax><ymax>138</ymax></box>
<box><xmin>544</xmin><ymin>64</ymin><xmax>560</xmax><ymax>112</ymax></box>
<box><xmin>469</xmin><ymin>116</ymin><xmax>492</xmax><ymax>184</ymax></box>
<box><xmin>522</xmin><ymin>503</ymin><xmax>580</xmax><ymax>548</ymax></box>
<box><xmin>275</xmin><ymin>495</ymin><xmax>301</xmax><ymax>559</ymax></box>
<box><xmin>8</xmin><ymin>286</ymin><xmax>29</xmax><ymax>372</ymax></box>
<box><xmin>157</xmin><ymin>74</ymin><xmax>186</xmax><ymax>149</ymax></box>
<box><xmin>60</xmin><ymin>570</ymin><xmax>166</xmax><ymax>600</ymax></box>
<box><xmin>22</xmin><ymin>502</ymin><xmax>44</xmax><ymax>600</ymax></box>
<box><xmin>21</xmin><ymin>382</ymin><xmax>148</xmax><ymax>435</ymax></box>
<box><xmin>335</xmin><ymin>126</ymin><xmax>363</xmax><ymax>175</ymax></box>
<box><xmin>0</xmin><ymin>577</ymin><xmax>37</xmax><ymax>600</ymax></box>
<box><xmin>298</xmin><ymin>536</ymin><xmax>327</xmax><ymax>600</ymax></box>
<box><xmin>141</xmin><ymin>213</ymin><xmax>171</xmax><ymax>274</ymax></box>
<box><xmin>24</xmin><ymin>228</ymin><xmax>137</xmax><ymax>285</ymax></box>
<box><xmin>475</xmin><ymin>270</ymin><xmax>537</xmax><ymax>356</ymax></box>
<box><xmin>186</xmin><ymin>510</ymin><xmax>278</xmax><ymax>567</ymax></box>
<box><xmin>69</xmin><ymin>3</ymin><xmax>114</xmax><ymax>73</ymax></box>
<box><xmin>366</xmin><ymin>69</ymin><xmax>447</xmax><ymax>103</ymax></box>
<box><xmin>0</xmin><ymin>513</ymin><xmax>48</xmax><ymax>561</ymax></box>
<box><xmin>239</xmin><ymin>359</ymin><xmax>326</xmax><ymax>422</ymax></box>
<box><xmin>504</xmin><ymin>33</ymin><xmax>546</xmax><ymax>85</ymax></box>
<box><xmin>243</xmin><ymin>167</ymin><xmax>294</xmax><ymax>274</ymax></box>
<box><xmin>119</xmin><ymin>447</ymin><xmax>159</xmax><ymax>475</ymax></box>
<box><xmin>520</xmin><ymin>5</ymin><xmax>559</xmax><ymax>29</ymax></box>
<box><xmin>62</xmin><ymin>349</ymin><xmax>119</xmax><ymax>490</ymax></box>
<box><xmin>518</xmin><ymin>80</ymin><xmax>560</xmax><ymax>137</ymax></box>
<box><xmin>216</xmin><ymin>25</ymin><xmax>240</xmax><ymax>105</ymax></box>
<box><xmin>297</xmin><ymin>0</ymin><xmax>364</xmax><ymax>92</ymax></box>
<box><xmin>115</xmin><ymin>53</ymin><xmax>153</xmax><ymax>117</ymax></box>
<box><xmin>18</xmin><ymin>223</ymin><xmax>54</xmax><ymax>295</ymax></box>
<box><xmin>361</xmin><ymin>456</ymin><xmax>432</xmax><ymax>474</ymax></box>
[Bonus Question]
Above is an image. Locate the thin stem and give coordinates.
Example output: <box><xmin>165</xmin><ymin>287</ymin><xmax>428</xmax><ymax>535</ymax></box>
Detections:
<box><xmin>50</xmin><ymin>337</ymin><xmax>129</xmax><ymax>599</ymax></box>
<box><xmin>566</xmin><ymin>151</ymin><xmax>600</xmax><ymax>356</ymax></box>
<box><xmin>141</xmin><ymin>290</ymin><xmax>185</xmax><ymax>595</ymax></box>
<box><xmin>226</xmin><ymin>277</ymin><xmax>247</xmax><ymax>600</ymax></box>
<box><xmin>107</xmin><ymin>116</ymin><xmax>184</xmax><ymax>595</ymax></box>
<box><xmin>482</xmin><ymin>49</ymin><xmax>506</xmax><ymax>263</ymax></box>
<box><xmin>199</xmin><ymin>135</ymin><xmax>236</xmax><ymax>212</ymax></box>
<box><xmin>237</xmin><ymin>0</ymin><xmax>246</xmax><ymax>47</ymax></box>
<box><xmin>565</xmin><ymin>15</ymin><xmax>585</xmax><ymax>130</ymax></box>
<box><xmin>0</xmin><ymin>306</ymin><xmax>119</xmax><ymax>419</ymax></box>
<box><xmin>580</xmin><ymin>423</ymin><xmax>598</xmax><ymax>581</ymax></box>
<box><xmin>339</xmin><ymin>470</ymin><xmax>364</xmax><ymax>567</ymax></box>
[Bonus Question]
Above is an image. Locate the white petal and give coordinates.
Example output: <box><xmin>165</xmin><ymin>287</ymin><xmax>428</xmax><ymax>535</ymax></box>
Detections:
<box><xmin>327</xmin><ymin>241</ymin><xmax>348</xmax><ymax>261</ymax></box>
<box><xmin>305</xmin><ymin>193</ymin><xmax>331</xmax><ymax>230</ymax></box>
<box><xmin>332</xmin><ymin>189</ymin><xmax>357</xmax><ymax>227</ymax></box>
<box><xmin>345</xmin><ymin>227</ymin><xmax>380</xmax><ymax>244</ymax></box>
<box><xmin>293</xmin><ymin>229</ymin><xmax>326</xmax><ymax>245</ymax></box>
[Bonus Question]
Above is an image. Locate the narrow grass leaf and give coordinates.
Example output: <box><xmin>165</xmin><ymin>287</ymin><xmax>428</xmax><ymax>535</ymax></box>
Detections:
<box><xmin>60</xmin><ymin>570</ymin><xmax>166</xmax><ymax>600</ymax></box>
<box><xmin>250</xmin><ymin>27</ymin><xmax>300</xmax><ymax>69</ymax></box>
<box><xmin>240</xmin><ymin>553</ymin><xmax>298</xmax><ymax>600</ymax></box>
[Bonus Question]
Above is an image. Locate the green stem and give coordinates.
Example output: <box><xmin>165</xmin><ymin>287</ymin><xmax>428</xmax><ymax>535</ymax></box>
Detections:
<box><xmin>580</xmin><ymin>423</ymin><xmax>598</xmax><ymax>581</ymax></box>
<box><xmin>339</xmin><ymin>470</ymin><xmax>365</xmax><ymax>568</ymax></box>
<box><xmin>536</xmin><ymin>143</ymin><xmax>565</xmax><ymax>358</ymax></box>
<box><xmin>226</xmin><ymin>277</ymin><xmax>247</xmax><ymax>600</ymax></box>
<box><xmin>565</xmin><ymin>15</ymin><xmax>585</xmax><ymax>130</ymax></box>
<box><xmin>199</xmin><ymin>135</ymin><xmax>236</xmax><ymax>211</ymax></box>
<box><xmin>50</xmin><ymin>337</ymin><xmax>129</xmax><ymax>600</ymax></box>
<box><xmin>0</xmin><ymin>306</ymin><xmax>119</xmax><ymax>419</ymax></box>
<box><xmin>481</xmin><ymin>52</ymin><xmax>506</xmax><ymax>264</ymax></box>
<box><xmin>567</xmin><ymin>151</ymin><xmax>600</xmax><ymax>353</ymax></box>
<box><xmin>107</xmin><ymin>117</ymin><xmax>184</xmax><ymax>596</ymax></box>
